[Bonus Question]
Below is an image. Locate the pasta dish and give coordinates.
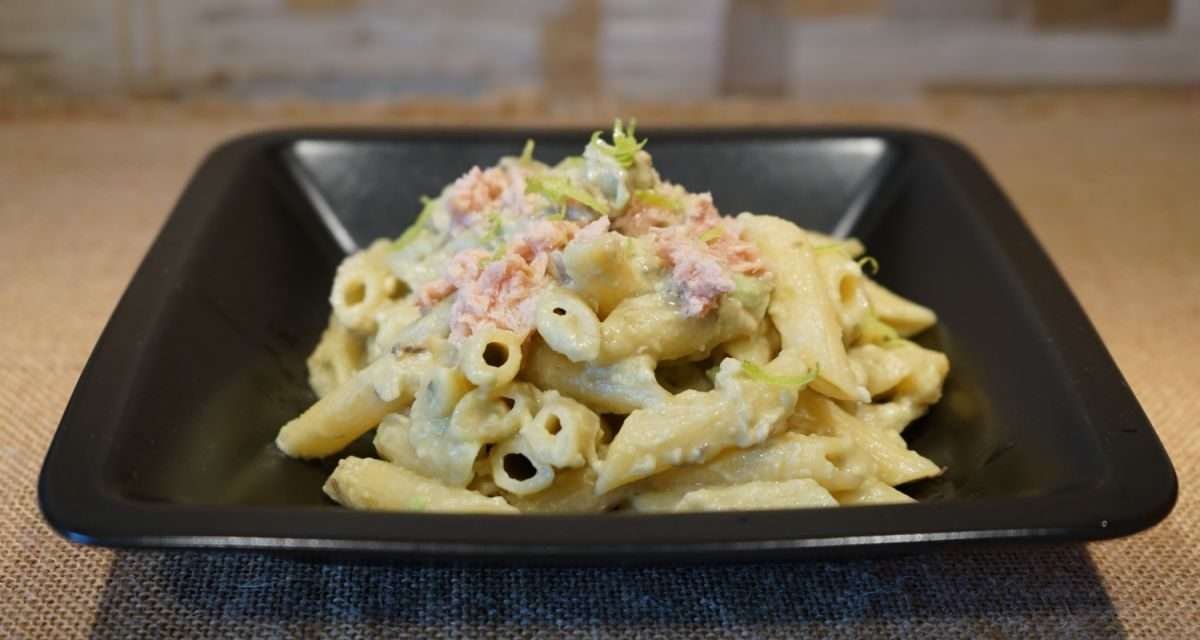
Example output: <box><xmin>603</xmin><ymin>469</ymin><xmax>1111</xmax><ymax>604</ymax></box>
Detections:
<box><xmin>275</xmin><ymin>122</ymin><xmax>950</xmax><ymax>514</ymax></box>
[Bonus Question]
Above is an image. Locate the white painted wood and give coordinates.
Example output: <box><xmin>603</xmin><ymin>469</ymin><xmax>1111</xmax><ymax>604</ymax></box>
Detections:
<box><xmin>0</xmin><ymin>0</ymin><xmax>122</xmax><ymax>94</ymax></box>
<box><xmin>787</xmin><ymin>16</ymin><xmax>1200</xmax><ymax>100</ymax></box>
<box><xmin>598</xmin><ymin>0</ymin><xmax>729</xmax><ymax>99</ymax></box>
<box><xmin>1174</xmin><ymin>0</ymin><xmax>1200</xmax><ymax>31</ymax></box>
<box><xmin>887</xmin><ymin>0</ymin><xmax>1022</xmax><ymax>22</ymax></box>
<box><xmin>1</xmin><ymin>0</ymin><xmax>1196</xmax><ymax>99</ymax></box>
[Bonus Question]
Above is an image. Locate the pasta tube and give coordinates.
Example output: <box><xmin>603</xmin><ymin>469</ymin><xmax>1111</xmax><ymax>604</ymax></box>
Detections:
<box><xmin>806</xmin><ymin>231</ymin><xmax>865</xmax><ymax>258</ymax></box>
<box><xmin>535</xmin><ymin>288</ymin><xmax>601</xmax><ymax>362</ymax></box>
<box><xmin>815</xmin><ymin>248</ymin><xmax>871</xmax><ymax>337</ymax></box>
<box><xmin>561</xmin><ymin>231</ymin><xmax>655</xmax><ymax>316</ymax></box>
<box><xmin>594</xmin><ymin>358</ymin><xmax>799</xmax><ymax>494</ymax></box>
<box><xmin>631</xmin><ymin>479</ymin><xmax>839</xmax><ymax>513</ymax></box>
<box><xmin>739</xmin><ymin>213</ymin><xmax>868</xmax><ymax>402</ymax></box>
<box><xmin>504</xmin><ymin>466</ymin><xmax>628</xmax><ymax>513</ymax></box>
<box><xmin>833</xmin><ymin>477</ymin><xmax>915</xmax><ymax>506</ymax></box>
<box><xmin>863</xmin><ymin>279</ymin><xmax>937</xmax><ymax>337</ymax></box>
<box><xmin>276</xmin><ymin>350</ymin><xmax>431</xmax><ymax>459</ymax></box>
<box><xmin>306</xmin><ymin>314</ymin><xmax>366</xmax><ymax>399</ymax></box>
<box><xmin>324</xmin><ymin>456</ymin><xmax>516</xmax><ymax>514</ymax></box>
<box><xmin>853</xmin><ymin>401</ymin><xmax>928</xmax><ymax>434</ymax></box>
<box><xmin>374</xmin><ymin>368</ymin><xmax>481</xmax><ymax>488</ymax></box>
<box><xmin>643</xmin><ymin>432</ymin><xmax>871</xmax><ymax>495</ymax></box>
<box><xmin>365</xmin><ymin>298</ymin><xmax>422</xmax><ymax>362</ymax></box>
<box><xmin>458</xmin><ymin>326</ymin><xmax>523</xmax><ymax>388</ymax></box>
<box><xmin>598</xmin><ymin>292</ymin><xmax>758</xmax><ymax>364</ymax></box>
<box><xmin>519</xmin><ymin>391</ymin><xmax>602</xmax><ymax>469</ymax></box>
<box><xmin>791</xmin><ymin>393</ymin><xmax>941</xmax><ymax>486</ymax></box>
<box><xmin>330</xmin><ymin>239</ymin><xmax>406</xmax><ymax>335</ymax></box>
<box><xmin>490</xmin><ymin>434</ymin><xmax>556</xmax><ymax>495</ymax></box>
<box><xmin>522</xmin><ymin>340</ymin><xmax>669</xmax><ymax>414</ymax></box>
<box><xmin>449</xmin><ymin>382</ymin><xmax>539</xmax><ymax>443</ymax></box>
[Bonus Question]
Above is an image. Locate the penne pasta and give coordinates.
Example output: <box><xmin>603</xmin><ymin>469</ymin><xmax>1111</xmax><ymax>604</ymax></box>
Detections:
<box><xmin>863</xmin><ymin>279</ymin><xmax>937</xmax><ymax>338</ymax></box>
<box><xmin>535</xmin><ymin>287</ymin><xmax>602</xmax><ymax>362</ymax></box>
<box><xmin>449</xmin><ymin>382</ymin><xmax>539</xmax><ymax>443</ymax></box>
<box><xmin>791</xmin><ymin>393</ymin><xmax>941</xmax><ymax>486</ymax></box>
<box><xmin>490</xmin><ymin>434</ymin><xmax>557</xmax><ymax>496</ymax></box>
<box><xmin>561</xmin><ymin>231</ymin><xmax>655</xmax><ymax>316</ymax></box>
<box><xmin>276</xmin><ymin>350</ymin><xmax>431</xmax><ymax>459</ymax></box>
<box><xmin>458</xmin><ymin>326</ymin><xmax>524</xmax><ymax>388</ymax></box>
<box><xmin>598</xmin><ymin>292</ymin><xmax>758</xmax><ymax>364</ymax></box>
<box><xmin>374</xmin><ymin>367</ymin><xmax>481</xmax><ymax>488</ymax></box>
<box><xmin>330</xmin><ymin>239</ymin><xmax>406</xmax><ymax>335</ymax></box>
<box><xmin>739</xmin><ymin>213</ymin><xmax>869</xmax><ymax>403</ymax></box>
<box><xmin>595</xmin><ymin>358</ymin><xmax>799</xmax><ymax>494</ymax></box>
<box><xmin>807</xmin><ymin>231</ymin><xmax>865</xmax><ymax>258</ymax></box>
<box><xmin>325</xmin><ymin>456</ymin><xmax>516</xmax><ymax>514</ymax></box>
<box><xmin>834</xmin><ymin>477</ymin><xmax>915</xmax><ymax>506</ymax></box>
<box><xmin>642</xmin><ymin>431</ymin><xmax>871</xmax><ymax>495</ymax></box>
<box><xmin>504</xmin><ymin>466</ymin><xmax>628</xmax><ymax>513</ymax></box>
<box><xmin>519</xmin><ymin>390</ymin><xmax>602</xmax><ymax>469</ymax></box>
<box><xmin>631</xmin><ymin>479</ymin><xmax>839</xmax><ymax>513</ymax></box>
<box><xmin>522</xmin><ymin>339</ymin><xmax>670</xmax><ymax>414</ymax></box>
<box><xmin>306</xmin><ymin>314</ymin><xmax>367</xmax><ymax>399</ymax></box>
<box><xmin>815</xmin><ymin>247</ymin><xmax>872</xmax><ymax>338</ymax></box>
<box><xmin>275</xmin><ymin>121</ymin><xmax>952</xmax><ymax>515</ymax></box>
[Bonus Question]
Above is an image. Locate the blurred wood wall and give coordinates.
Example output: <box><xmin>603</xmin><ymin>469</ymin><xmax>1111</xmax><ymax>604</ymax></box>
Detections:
<box><xmin>1</xmin><ymin>0</ymin><xmax>1196</xmax><ymax>101</ymax></box>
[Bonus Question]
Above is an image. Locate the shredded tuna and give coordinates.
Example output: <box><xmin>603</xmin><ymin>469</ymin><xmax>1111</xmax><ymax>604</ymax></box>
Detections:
<box><xmin>418</xmin><ymin>248</ymin><xmax>490</xmax><ymax>310</ymax></box>
<box><xmin>497</xmin><ymin>166</ymin><xmax>532</xmax><ymax>216</ymax></box>
<box><xmin>425</xmin><ymin>157</ymin><xmax>765</xmax><ymax>333</ymax></box>
<box><xmin>449</xmin><ymin>252</ymin><xmax>550</xmax><ymax>342</ymax></box>
<box><xmin>509</xmin><ymin>219</ymin><xmax>579</xmax><ymax>261</ymax></box>
<box><xmin>653</xmin><ymin>217</ymin><xmax>767</xmax><ymax>317</ymax></box>
<box><xmin>417</xmin><ymin>278</ymin><xmax>456</xmax><ymax>310</ymax></box>
<box><xmin>419</xmin><ymin>220</ymin><xmax>571</xmax><ymax>341</ymax></box>
<box><xmin>698</xmin><ymin>218</ymin><xmax>766</xmax><ymax>276</ymax></box>
<box><xmin>684</xmin><ymin>192</ymin><xmax>721</xmax><ymax>228</ymax></box>
<box><xmin>655</xmin><ymin>228</ymin><xmax>735</xmax><ymax>317</ymax></box>
<box><xmin>447</xmin><ymin>167</ymin><xmax>510</xmax><ymax>227</ymax></box>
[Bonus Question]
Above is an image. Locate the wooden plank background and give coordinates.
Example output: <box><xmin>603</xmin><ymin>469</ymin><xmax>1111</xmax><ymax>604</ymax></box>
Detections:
<box><xmin>1</xmin><ymin>0</ymin><xmax>1197</xmax><ymax>101</ymax></box>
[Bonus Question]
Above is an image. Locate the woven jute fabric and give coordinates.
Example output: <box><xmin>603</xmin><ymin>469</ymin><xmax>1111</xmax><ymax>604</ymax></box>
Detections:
<box><xmin>1</xmin><ymin>93</ymin><xmax>1197</xmax><ymax>638</ymax></box>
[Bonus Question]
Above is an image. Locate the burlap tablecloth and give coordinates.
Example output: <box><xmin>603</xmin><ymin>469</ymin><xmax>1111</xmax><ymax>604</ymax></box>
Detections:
<box><xmin>1</xmin><ymin>92</ymin><xmax>1197</xmax><ymax>638</ymax></box>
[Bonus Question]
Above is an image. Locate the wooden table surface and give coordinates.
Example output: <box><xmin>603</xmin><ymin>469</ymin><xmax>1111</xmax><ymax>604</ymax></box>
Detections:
<box><xmin>1</xmin><ymin>91</ymin><xmax>1197</xmax><ymax>637</ymax></box>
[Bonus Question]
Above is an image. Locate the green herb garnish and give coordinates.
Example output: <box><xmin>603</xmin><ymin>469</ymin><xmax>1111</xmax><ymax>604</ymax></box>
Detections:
<box><xmin>393</xmin><ymin>196</ymin><xmax>437</xmax><ymax>251</ymax></box>
<box><xmin>730</xmin><ymin>273</ymin><xmax>770</xmax><ymax>317</ymax></box>
<box><xmin>699</xmin><ymin>227</ymin><xmax>724</xmax><ymax>244</ymax></box>
<box><xmin>480</xmin><ymin>212</ymin><xmax>503</xmax><ymax>243</ymax></box>
<box><xmin>589</xmin><ymin>118</ymin><xmax>647</xmax><ymax>169</ymax></box>
<box><xmin>857</xmin><ymin>256</ymin><xmax>879</xmax><ymax>275</ymax></box>
<box><xmin>814</xmin><ymin>243</ymin><xmax>845</xmax><ymax>253</ymax></box>
<box><xmin>556</xmin><ymin>155</ymin><xmax>585</xmax><ymax>171</ymax></box>
<box><xmin>739</xmin><ymin>360</ymin><xmax>820</xmax><ymax>388</ymax></box>
<box><xmin>520</xmin><ymin>138</ymin><xmax>535</xmax><ymax>164</ymax></box>
<box><xmin>526</xmin><ymin>175</ymin><xmax>609</xmax><ymax>215</ymax></box>
<box><xmin>633</xmin><ymin>189</ymin><xmax>681</xmax><ymax>211</ymax></box>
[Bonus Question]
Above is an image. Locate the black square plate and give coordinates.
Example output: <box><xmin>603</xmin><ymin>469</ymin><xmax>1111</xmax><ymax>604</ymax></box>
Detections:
<box><xmin>39</xmin><ymin>128</ymin><xmax>1177</xmax><ymax>562</ymax></box>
